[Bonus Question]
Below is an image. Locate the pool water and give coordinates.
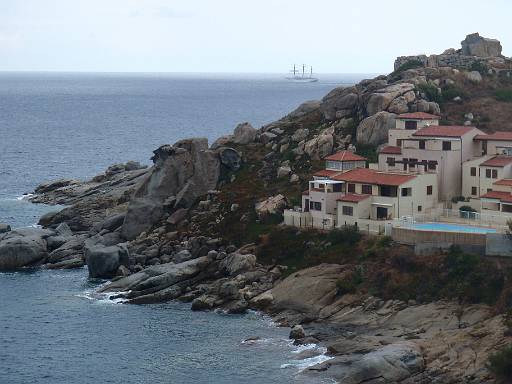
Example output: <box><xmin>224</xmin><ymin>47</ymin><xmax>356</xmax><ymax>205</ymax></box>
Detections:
<box><xmin>411</xmin><ymin>222</ymin><xmax>497</xmax><ymax>234</ymax></box>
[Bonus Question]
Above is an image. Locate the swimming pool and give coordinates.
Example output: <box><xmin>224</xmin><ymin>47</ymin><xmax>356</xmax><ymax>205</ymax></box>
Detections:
<box><xmin>410</xmin><ymin>222</ymin><xmax>497</xmax><ymax>234</ymax></box>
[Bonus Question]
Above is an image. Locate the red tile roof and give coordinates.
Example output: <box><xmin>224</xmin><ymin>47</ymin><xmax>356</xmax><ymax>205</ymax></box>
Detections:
<box><xmin>313</xmin><ymin>169</ymin><xmax>341</xmax><ymax>178</ymax></box>
<box><xmin>413</xmin><ymin>125</ymin><xmax>476</xmax><ymax>137</ymax></box>
<box><xmin>480</xmin><ymin>191</ymin><xmax>512</xmax><ymax>203</ymax></box>
<box><xmin>474</xmin><ymin>132</ymin><xmax>512</xmax><ymax>141</ymax></box>
<box><xmin>379</xmin><ymin>145</ymin><xmax>402</xmax><ymax>155</ymax></box>
<box><xmin>494</xmin><ymin>179</ymin><xmax>512</xmax><ymax>186</ymax></box>
<box><xmin>325</xmin><ymin>151</ymin><xmax>367</xmax><ymax>162</ymax></box>
<box><xmin>331</xmin><ymin>168</ymin><xmax>416</xmax><ymax>186</ymax></box>
<box><xmin>480</xmin><ymin>155</ymin><xmax>512</xmax><ymax>167</ymax></box>
<box><xmin>337</xmin><ymin>194</ymin><xmax>371</xmax><ymax>203</ymax></box>
<box><xmin>397</xmin><ymin>112</ymin><xmax>440</xmax><ymax>120</ymax></box>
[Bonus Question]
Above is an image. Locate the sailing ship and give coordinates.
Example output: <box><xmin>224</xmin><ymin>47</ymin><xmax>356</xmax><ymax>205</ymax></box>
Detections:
<box><xmin>286</xmin><ymin>64</ymin><xmax>318</xmax><ymax>82</ymax></box>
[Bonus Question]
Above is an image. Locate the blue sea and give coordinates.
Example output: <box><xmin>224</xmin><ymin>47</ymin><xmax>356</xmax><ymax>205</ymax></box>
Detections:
<box><xmin>0</xmin><ymin>72</ymin><xmax>367</xmax><ymax>383</ymax></box>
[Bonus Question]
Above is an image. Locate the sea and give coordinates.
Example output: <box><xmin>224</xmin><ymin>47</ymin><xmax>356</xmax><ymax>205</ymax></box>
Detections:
<box><xmin>0</xmin><ymin>72</ymin><xmax>369</xmax><ymax>383</ymax></box>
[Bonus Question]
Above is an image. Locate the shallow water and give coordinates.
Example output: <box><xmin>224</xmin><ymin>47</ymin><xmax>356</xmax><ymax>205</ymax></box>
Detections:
<box><xmin>0</xmin><ymin>268</ymin><xmax>331</xmax><ymax>384</ymax></box>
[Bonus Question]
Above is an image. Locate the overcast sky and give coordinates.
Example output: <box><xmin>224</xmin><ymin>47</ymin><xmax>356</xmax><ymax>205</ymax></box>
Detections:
<box><xmin>1</xmin><ymin>0</ymin><xmax>510</xmax><ymax>73</ymax></box>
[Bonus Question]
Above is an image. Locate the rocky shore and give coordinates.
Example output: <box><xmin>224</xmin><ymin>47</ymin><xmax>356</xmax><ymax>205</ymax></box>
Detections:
<box><xmin>2</xmin><ymin>33</ymin><xmax>512</xmax><ymax>383</ymax></box>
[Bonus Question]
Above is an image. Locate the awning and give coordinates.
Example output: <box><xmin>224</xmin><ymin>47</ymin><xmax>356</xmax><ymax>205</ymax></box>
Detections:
<box><xmin>371</xmin><ymin>202</ymin><xmax>393</xmax><ymax>207</ymax></box>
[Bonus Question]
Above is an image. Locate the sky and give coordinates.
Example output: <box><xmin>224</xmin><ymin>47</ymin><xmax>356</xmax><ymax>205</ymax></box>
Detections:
<box><xmin>1</xmin><ymin>0</ymin><xmax>511</xmax><ymax>74</ymax></box>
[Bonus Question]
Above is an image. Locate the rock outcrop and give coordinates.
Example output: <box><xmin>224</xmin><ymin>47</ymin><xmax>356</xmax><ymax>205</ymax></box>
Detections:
<box><xmin>461</xmin><ymin>32</ymin><xmax>502</xmax><ymax>57</ymax></box>
<box><xmin>356</xmin><ymin>111</ymin><xmax>397</xmax><ymax>146</ymax></box>
<box><xmin>85</xmin><ymin>242</ymin><xmax>129</xmax><ymax>278</ymax></box>
<box><xmin>121</xmin><ymin>138</ymin><xmax>241</xmax><ymax>240</ymax></box>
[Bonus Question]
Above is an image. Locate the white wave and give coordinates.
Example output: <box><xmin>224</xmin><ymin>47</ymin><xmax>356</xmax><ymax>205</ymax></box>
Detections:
<box><xmin>291</xmin><ymin>343</ymin><xmax>327</xmax><ymax>355</ymax></box>
<box><xmin>16</xmin><ymin>193</ymin><xmax>34</xmax><ymax>201</ymax></box>
<box><xmin>76</xmin><ymin>286</ymin><xmax>130</xmax><ymax>304</ymax></box>
<box><xmin>280</xmin><ymin>353</ymin><xmax>333</xmax><ymax>371</ymax></box>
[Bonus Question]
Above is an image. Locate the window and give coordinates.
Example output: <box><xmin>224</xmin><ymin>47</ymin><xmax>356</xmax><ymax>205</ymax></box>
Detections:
<box><xmin>442</xmin><ymin>141</ymin><xmax>452</xmax><ymax>151</ymax></box>
<box><xmin>409</xmin><ymin>158</ymin><xmax>417</xmax><ymax>169</ymax></box>
<box><xmin>418</xmin><ymin>205</ymin><xmax>422</xmax><ymax>212</ymax></box>
<box><xmin>333</xmin><ymin>183</ymin><xmax>343</xmax><ymax>192</ymax></box>
<box><xmin>402</xmin><ymin>158</ymin><xmax>408</xmax><ymax>171</ymax></box>
<box><xmin>342</xmin><ymin>206</ymin><xmax>353</xmax><ymax>216</ymax></box>
<box><xmin>487</xmin><ymin>188</ymin><xmax>493</xmax><ymax>193</ymax></box>
<box><xmin>405</xmin><ymin>120</ymin><xmax>417</xmax><ymax>130</ymax></box>
<box><xmin>347</xmin><ymin>183</ymin><xmax>355</xmax><ymax>193</ymax></box>
<box><xmin>492</xmin><ymin>169</ymin><xmax>498</xmax><ymax>179</ymax></box>
<box><xmin>428</xmin><ymin>161</ymin><xmax>437</xmax><ymax>170</ymax></box>
<box><xmin>419</xmin><ymin>140</ymin><xmax>425</xmax><ymax>149</ymax></box>
<box><xmin>397</xmin><ymin>139</ymin><xmax>402</xmax><ymax>147</ymax></box>
<box><xmin>387</xmin><ymin>157</ymin><xmax>395</xmax><ymax>166</ymax></box>
<box><xmin>486</xmin><ymin>169</ymin><xmax>492</xmax><ymax>178</ymax></box>
<box><xmin>309</xmin><ymin>201</ymin><xmax>322</xmax><ymax>211</ymax></box>
<box><xmin>361</xmin><ymin>184</ymin><xmax>372</xmax><ymax>194</ymax></box>
<box><xmin>470</xmin><ymin>167</ymin><xmax>477</xmax><ymax>176</ymax></box>
<box><xmin>427</xmin><ymin>185</ymin><xmax>433</xmax><ymax>195</ymax></box>
<box><xmin>401</xmin><ymin>187</ymin><xmax>412</xmax><ymax>197</ymax></box>
<box><xmin>471</xmin><ymin>186</ymin><xmax>477</xmax><ymax>196</ymax></box>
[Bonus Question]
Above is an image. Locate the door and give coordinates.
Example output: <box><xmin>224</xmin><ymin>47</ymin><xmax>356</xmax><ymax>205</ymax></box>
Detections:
<box><xmin>376</xmin><ymin>207</ymin><xmax>388</xmax><ymax>220</ymax></box>
<box><xmin>304</xmin><ymin>199</ymin><xmax>310</xmax><ymax>212</ymax></box>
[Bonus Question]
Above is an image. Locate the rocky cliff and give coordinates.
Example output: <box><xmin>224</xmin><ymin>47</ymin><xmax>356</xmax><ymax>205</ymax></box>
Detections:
<box><xmin>2</xmin><ymin>33</ymin><xmax>512</xmax><ymax>383</ymax></box>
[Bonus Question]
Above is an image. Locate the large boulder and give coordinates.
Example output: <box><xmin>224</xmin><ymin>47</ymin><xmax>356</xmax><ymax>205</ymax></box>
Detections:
<box><xmin>0</xmin><ymin>228</ymin><xmax>51</xmax><ymax>270</ymax></box>
<box><xmin>304</xmin><ymin>130</ymin><xmax>334</xmax><ymax>160</ymax></box>
<box><xmin>287</xmin><ymin>100</ymin><xmax>321</xmax><ymax>119</ymax></box>
<box><xmin>219</xmin><ymin>253</ymin><xmax>256</xmax><ymax>276</ymax></box>
<box><xmin>0</xmin><ymin>224</ymin><xmax>11</xmax><ymax>234</ymax></box>
<box><xmin>122</xmin><ymin>138</ymin><xmax>231</xmax><ymax>240</ymax></box>
<box><xmin>321</xmin><ymin>87</ymin><xmax>359</xmax><ymax>121</ymax></box>
<box><xmin>365</xmin><ymin>83</ymin><xmax>415</xmax><ymax>116</ymax></box>
<box><xmin>232</xmin><ymin>122</ymin><xmax>257</xmax><ymax>145</ymax></box>
<box><xmin>356</xmin><ymin>111</ymin><xmax>397</xmax><ymax>146</ymax></box>
<box><xmin>255</xmin><ymin>194</ymin><xmax>287</xmax><ymax>216</ymax></box>
<box><xmin>461</xmin><ymin>33</ymin><xmax>502</xmax><ymax>57</ymax></box>
<box><xmin>85</xmin><ymin>243</ymin><xmax>129</xmax><ymax>278</ymax></box>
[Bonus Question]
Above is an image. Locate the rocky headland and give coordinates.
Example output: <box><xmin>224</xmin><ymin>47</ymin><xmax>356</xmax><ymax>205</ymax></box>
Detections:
<box><xmin>2</xmin><ymin>33</ymin><xmax>512</xmax><ymax>383</ymax></box>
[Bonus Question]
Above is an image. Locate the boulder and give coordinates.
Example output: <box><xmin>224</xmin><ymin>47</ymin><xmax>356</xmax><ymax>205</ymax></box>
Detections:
<box><xmin>47</xmin><ymin>236</ymin><xmax>85</xmax><ymax>263</ymax></box>
<box><xmin>277</xmin><ymin>166</ymin><xmax>292</xmax><ymax>178</ymax></box>
<box><xmin>0</xmin><ymin>228</ymin><xmax>51</xmax><ymax>270</ymax></box>
<box><xmin>250</xmin><ymin>290</ymin><xmax>274</xmax><ymax>309</ymax></box>
<box><xmin>304</xmin><ymin>132</ymin><xmax>334</xmax><ymax>160</ymax></box>
<box><xmin>218</xmin><ymin>147</ymin><xmax>242</xmax><ymax>172</ymax></box>
<box><xmin>232</xmin><ymin>122</ymin><xmax>257</xmax><ymax>144</ymax></box>
<box><xmin>307</xmin><ymin>342</ymin><xmax>424</xmax><ymax>383</ymax></box>
<box><xmin>356</xmin><ymin>111</ymin><xmax>397</xmax><ymax>146</ymax></box>
<box><xmin>260</xmin><ymin>132</ymin><xmax>277</xmax><ymax>144</ymax></box>
<box><xmin>38</xmin><ymin>211</ymin><xmax>61</xmax><ymax>227</ymax></box>
<box><xmin>255</xmin><ymin>194</ymin><xmax>287</xmax><ymax>216</ymax></box>
<box><xmin>173</xmin><ymin>249</ymin><xmax>194</xmax><ymax>263</ymax></box>
<box><xmin>464</xmin><ymin>70</ymin><xmax>483</xmax><ymax>83</ymax></box>
<box><xmin>321</xmin><ymin>87</ymin><xmax>359</xmax><ymax>121</ymax></box>
<box><xmin>289</xmin><ymin>325</ymin><xmax>305</xmax><ymax>340</ymax></box>
<box><xmin>387</xmin><ymin>96</ymin><xmax>409</xmax><ymax>114</ymax></box>
<box><xmin>219</xmin><ymin>253</ymin><xmax>256</xmax><ymax>276</ymax></box>
<box><xmin>461</xmin><ymin>33</ymin><xmax>502</xmax><ymax>57</ymax></box>
<box><xmin>167</xmin><ymin>208</ymin><xmax>188</xmax><ymax>226</ymax></box>
<box><xmin>85</xmin><ymin>243</ymin><xmax>129</xmax><ymax>278</ymax></box>
<box><xmin>287</xmin><ymin>100</ymin><xmax>321</xmax><ymax>119</ymax></box>
<box><xmin>34</xmin><ymin>179</ymin><xmax>79</xmax><ymax>194</ymax></box>
<box><xmin>366</xmin><ymin>83</ymin><xmax>414</xmax><ymax>116</ymax></box>
<box><xmin>0</xmin><ymin>224</ymin><xmax>11</xmax><ymax>234</ymax></box>
<box><xmin>291</xmin><ymin>128</ymin><xmax>309</xmax><ymax>143</ymax></box>
<box><xmin>100</xmin><ymin>213</ymin><xmax>126</xmax><ymax>232</ymax></box>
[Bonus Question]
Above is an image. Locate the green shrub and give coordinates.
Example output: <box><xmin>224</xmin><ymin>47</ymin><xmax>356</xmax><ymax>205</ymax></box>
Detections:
<box><xmin>416</xmin><ymin>82</ymin><xmax>442</xmax><ymax>104</ymax></box>
<box><xmin>442</xmin><ymin>85</ymin><xmax>467</xmax><ymax>102</ymax></box>
<box><xmin>396</xmin><ymin>59</ymin><xmax>424</xmax><ymax>73</ymax></box>
<box><xmin>327</xmin><ymin>225</ymin><xmax>362</xmax><ymax>246</ymax></box>
<box><xmin>495</xmin><ymin>89</ymin><xmax>512</xmax><ymax>102</ymax></box>
<box><xmin>489</xmin><ymin>345</ymin><xmax>512</xmax><ymax>380</ymax></box>
<box><xmin>356</xmin><ymin>144</ymin><xmax>378</xmax><ymax>163</ymax></box>
<box><xmin>470</xmin><ymin>61</ymin><xmax>488</xmax><ymax>75</ymax></box>
<box><xmin>336</xmin><ymin>277</ymin><xmax>357</xmax><ymax>296</ymax></box>
<box><xmin>459</xmin><ymin>205</ymin><xmax>476</xmax><ymax>212</ymax></box>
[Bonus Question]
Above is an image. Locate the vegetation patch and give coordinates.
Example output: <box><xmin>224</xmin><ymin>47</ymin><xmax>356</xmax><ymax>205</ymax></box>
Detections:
<box><xmin>356</xmin><ymin>144</ymin><xmax>378</xmax><ymax>164</ymax></box>
<box><xmin>495</xmin><ymin>89</ymin><xmax>512</xmax><ymax>102</ymax></box>
<box><xmin>489</xmin><ymin>345</ymin><xmax>512</xmax><ymax>381</ymax></box>
<box><xmin>417</xmin><ymin>82</ymin><xmax>443</xmax><ymax>104</ymax></box>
